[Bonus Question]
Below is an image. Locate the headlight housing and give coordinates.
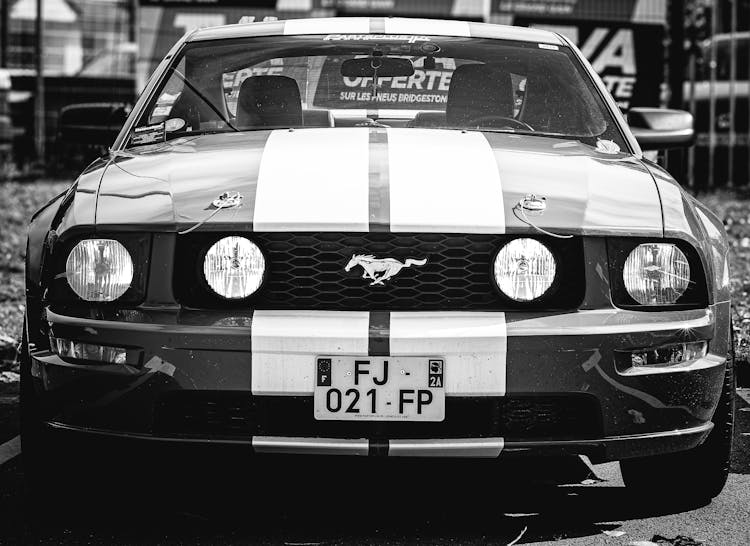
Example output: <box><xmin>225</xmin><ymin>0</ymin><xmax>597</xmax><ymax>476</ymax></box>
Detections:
<box><xmin>493</xmin><ymin>238</ymin><xmax>557</xmax><ymax>302</ymax></box>
<box><xmin>66</xmin><ymin>239</ymin><xmax>134</xmax><ymax>301</ymax></box>
<box><xmin>623</xmin><ymin>243</ymin><xmax>690</xmax><ymax>305</ymax></box>
<box><xmin>203</xmin><ymin>236</ymin><xmax>265</xmax><ymax>299</ymax></box>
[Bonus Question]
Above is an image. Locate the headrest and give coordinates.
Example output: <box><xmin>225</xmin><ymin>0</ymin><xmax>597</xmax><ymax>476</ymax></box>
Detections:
<box><xmin>302</xmin><ymin>109</ymin><xmax>334</xmax><ymax>127</ymax></box>
<box><xmin>236</xmin><ymin>75</ymin><xmax>303</xmax><ymax>128</ymax></box>
<box><xmin>446</xmin><ymin>64</ymin><xmax>514</xmax><ymax>126</ymax></box>
<box><xmin>408</xmin><ymin>111</ymin><xmax>447</xmax><ymax>128</ymax></box>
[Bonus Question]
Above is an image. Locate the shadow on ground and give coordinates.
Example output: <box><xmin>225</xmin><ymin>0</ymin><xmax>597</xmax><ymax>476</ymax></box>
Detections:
<box><xmin>0</xmin><ymin>442</ymin><xmax>733</xmax><ymax>544</ymax></box>
<box><xmin>0</xmin><ymin>455</ymin><xmax>684</xmax><ymax>545</ymax></box>
<box><xmin>0</xmin><ymin>390</ymin><xmax>746</xmax><ymax>544</ymax></box>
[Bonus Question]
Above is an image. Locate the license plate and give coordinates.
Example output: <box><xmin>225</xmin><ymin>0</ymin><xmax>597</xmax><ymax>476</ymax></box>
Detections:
<box><xmin>313</xmin><ymin>357</ymin><xmax>445</xmax><ymax>422</ymax></box>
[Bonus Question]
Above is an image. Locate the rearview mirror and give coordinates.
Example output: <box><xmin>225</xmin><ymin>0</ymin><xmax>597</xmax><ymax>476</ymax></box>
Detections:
<box><xmin>341</xmin><ymin>57</ymin><xmax>415</xmax><ymax>78</ymax></box>
<box><xmin>627</xmin><ymin>107</ymin><xmax>694</xmax><ymax>151</ymax></box>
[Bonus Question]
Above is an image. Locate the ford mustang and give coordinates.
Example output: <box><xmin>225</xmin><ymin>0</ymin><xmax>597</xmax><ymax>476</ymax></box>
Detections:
<box><xmin>21</xmin><ymin>17</ymin><xmax>734</xmax><ymax>505</ymax></box>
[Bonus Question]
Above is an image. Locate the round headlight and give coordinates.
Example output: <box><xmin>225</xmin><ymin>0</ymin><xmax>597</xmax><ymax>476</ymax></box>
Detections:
<box><xmin>623</xmin><ymin>243</ymin><xmax>690</xmax><ymax>305</ymax></box>
<box><xmin>66</xmin><ymin>239</ymin><xmax>134</xmax><ymax>302</ymax></box>
<box><xmin>493</xmin><ymin>238</ymin><xmax>556</xmax><ymax>302</ymax></box>
<box><xmin>203</xmin><ymin>236</ymin><xmax>265</xmax><ymax>299</ymax></box>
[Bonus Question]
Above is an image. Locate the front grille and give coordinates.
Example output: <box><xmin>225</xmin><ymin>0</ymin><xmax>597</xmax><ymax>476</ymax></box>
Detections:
<box><xmin>174</xmin><ymin>232</ymin><xmax>584</xmax><ymax>310</ymax></box>
<box><xmin>153</xmin><ymin>392</ymin><xmax>601</xmax><ymax>441</ymax></box>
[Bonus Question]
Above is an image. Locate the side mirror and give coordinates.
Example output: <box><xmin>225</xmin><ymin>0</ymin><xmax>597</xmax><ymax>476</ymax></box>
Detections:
<box><xmin>627</xmin><ymin>107</ymin><xmax>694</xmax><ymax>150</ymax></box>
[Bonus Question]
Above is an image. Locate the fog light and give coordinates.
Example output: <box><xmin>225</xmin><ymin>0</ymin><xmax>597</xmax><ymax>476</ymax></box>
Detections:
<box><xmin>203</xmin><ymin>236</ymin><xmax>265</xmax><ymax>299</ymax></box>
<box><xmin>630</xmin><ymin>341</ymin><xmax>707</xmax><ymax>368</ymax></box>
<box><xmin>50</xmin><ymin>336</ymin><xmax>138</xmax><ymax>366</ymax></box>
<box><xmin>493</xmin><ymin>238</ymin><xmax>557</xmax><ymax>302</ymax></box>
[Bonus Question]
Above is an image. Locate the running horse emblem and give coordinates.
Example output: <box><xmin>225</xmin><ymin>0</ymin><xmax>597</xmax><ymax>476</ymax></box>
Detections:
<box><xmin>344</xmin><ymin>254</ymin><xmax>428</xmax><ymax>286</ymax></box>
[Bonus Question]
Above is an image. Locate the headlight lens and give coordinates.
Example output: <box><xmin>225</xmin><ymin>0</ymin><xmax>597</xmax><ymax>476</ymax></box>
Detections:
<box><xmin>494</xmin><ymin>238</ymin><xmax>556</xmax><ymax>302</ymax></box>
<box><xmin>66</xmin><ymin>239</ymin><xmax>134</xmax><ymax>301</ymax></box>
<box><xmin>623</xmin><ymin>243</ymin><xmax>690</xmax><ymax>305</ymax></box>
<box><xmin>203</xmin><ymin>236</ymin><xmax>265</xmax><ymax>299</ymax></box>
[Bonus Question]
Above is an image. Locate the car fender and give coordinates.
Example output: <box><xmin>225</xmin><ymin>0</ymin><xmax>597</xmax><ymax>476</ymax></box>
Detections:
<box><xmin>642</xmin><ymin>159</ymin><xmax>731</xmax><ymax>361</ymax></box>
<box><xmin>25</xmin><ymin>158</ymin><xmax>109</xmax><ymax>347</ymax></box>
<box><xmin>25</xmin><ymin>188</ymin><xmax>66</xmax><ymax>348</ymax></box>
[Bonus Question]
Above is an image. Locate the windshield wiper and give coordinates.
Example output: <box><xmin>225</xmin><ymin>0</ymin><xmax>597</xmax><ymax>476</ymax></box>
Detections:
<box><xmin>164</xmin><ymin>129</ymin><xmax>236</xmax><ymax>141</ymax></box>
<box><xmin>473</xmin><ymin>128</ymin><xmax>579</xmax><ymax>140</ymax></box>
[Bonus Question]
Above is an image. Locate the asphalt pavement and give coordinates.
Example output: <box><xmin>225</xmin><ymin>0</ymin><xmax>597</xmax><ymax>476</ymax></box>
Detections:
<box><xmin>0</xmin><ymin>387</ymin><xmax>748</xmax><ymax>545</ymax></box>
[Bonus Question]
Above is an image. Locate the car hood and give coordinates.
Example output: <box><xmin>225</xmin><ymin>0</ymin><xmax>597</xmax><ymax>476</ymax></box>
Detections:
<box><xmin>90</xmin><ymin>128</ymin><xmax>663</xmax><ymax>236</ymax></box>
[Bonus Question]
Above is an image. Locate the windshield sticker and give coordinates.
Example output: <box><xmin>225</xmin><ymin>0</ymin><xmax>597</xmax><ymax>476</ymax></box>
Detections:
<box><xmin>324</xmin><ymin>34</ymin><xmax>431</xmax><ymax>43</ymax></box>
<box><xmin>131</xmin><ymin>122</ymin><xmax>166</xmax><ymax>146</ymax></box>
<box><xmin>314</xmin><ymin>57</ymin><xmax>455</xmax><ymax>110</ymax></box>
<box><xmin>152</xmin><ymin>105</ymin><xmax>173</xmax><ymax>118</ymax></box>
<box><xmin>538</xmin><ymin>43</ymin><xmax>559</xmax><ymax>50</ymax></box>
<box><xmin>165</xmin><ymin>118</ymin><xmax>186</xmax><ymax>133</ymax></box>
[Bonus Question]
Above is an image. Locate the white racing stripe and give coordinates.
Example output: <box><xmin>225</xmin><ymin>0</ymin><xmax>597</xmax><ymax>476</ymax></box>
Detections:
<box><xmin>252</xmin><ymin>436</ymin><xmax>369</xmax><ymax>456</ymax></box>
<box><xmin>387</xmin><ymin>129</ymin><xmax>505</xmax><ymax>233</ymax></box>
<box><xmin>251</xmin><ymin>311</ymin><xmax>507</xmax><ymax>397</ymax></box>
<box><xmin>250</xmin><ymin>437</ymin><xmax>504</xmax><ymax>457</ymax></box>
<box><xmin>251</xmin><ymin>311</ymin><xmax>370</xmax><ymax>395</ymax></box>
<box><xmin>253</xmin><ymin>129</ymin><xmax>370</xmax><ymax>231</ymax></box>
<box><xmin>388</xmin><ymin>438</ymin><xmax>504</xmax><ymax>457</ymax></box>
<box><xmin>283</xmin><ymin>17</ymin><xmax>371</xmax><ymax>35</ymax></box>
<box><xmin>384</xmin><ymin>18</ymin><xmax>471</xmax><ymax>37</ymax></box>
<box><xmin>390</xmin><ymin>312</ymin><xmax>507</xmax><ymax>396</ymax></box>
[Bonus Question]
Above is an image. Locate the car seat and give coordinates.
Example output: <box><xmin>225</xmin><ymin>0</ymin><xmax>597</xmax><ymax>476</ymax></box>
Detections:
<box><xmin>236</xmin><ymin>75</ymin><xmax>303</xmax><ymax>128</ymax></box>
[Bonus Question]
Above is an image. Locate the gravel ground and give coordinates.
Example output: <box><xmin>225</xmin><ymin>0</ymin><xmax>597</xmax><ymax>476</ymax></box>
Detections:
<box><xmin>0</xmin><ymin>181</ymin><xmax>69</xmax><ymax>368</ymax></box>
<box><xmin>699</xmin><ymin>191</ymin><xmax>750</xmax><ymax>366</ymax></box>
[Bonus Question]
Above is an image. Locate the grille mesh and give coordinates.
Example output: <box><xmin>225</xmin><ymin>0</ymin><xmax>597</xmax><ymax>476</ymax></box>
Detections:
<box><xmin>174</xmin><ymin>232</ymin><xmax>584</xmax><ymax>310</ymax></box>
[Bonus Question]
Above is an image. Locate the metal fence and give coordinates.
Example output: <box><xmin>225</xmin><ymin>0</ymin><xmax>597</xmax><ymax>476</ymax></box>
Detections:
<box><xmin>684</xmin><ymin>0</ymin><xmax>750</xmax><ymax>190</ymax></box>
<box><xmin>0</xmin><ymin>70</ymin><xmax>11</xmax><ymax>171</ymax></box>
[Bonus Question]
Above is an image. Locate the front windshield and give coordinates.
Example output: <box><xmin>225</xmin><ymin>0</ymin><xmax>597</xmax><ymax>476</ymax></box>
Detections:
<box><xmin>128</xmin><ymin>34</ymin><xmax>625</xmax><ymax>148</ymax></box>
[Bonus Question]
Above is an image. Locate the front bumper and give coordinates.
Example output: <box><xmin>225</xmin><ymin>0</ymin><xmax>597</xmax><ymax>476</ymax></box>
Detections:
<box><xmin>31</xmin><ymin>304</ymin><xmax>729</xmax><ymax>462</ymax></box>
<box><xmin>45</xmin><ymin>421</ymin><xmax>714</xmax><ymax>462</ymax></box>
